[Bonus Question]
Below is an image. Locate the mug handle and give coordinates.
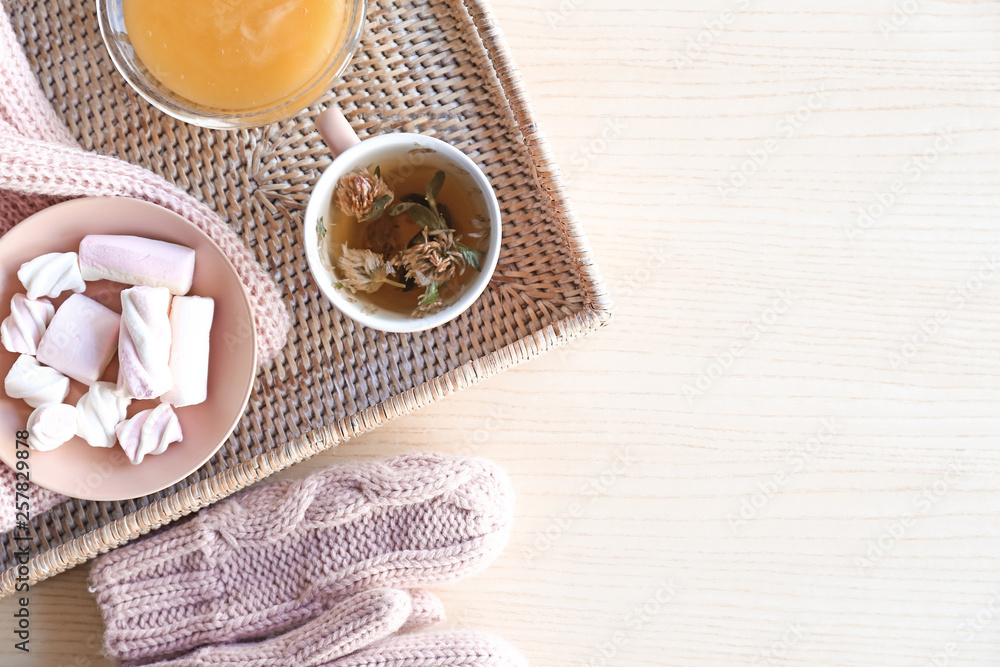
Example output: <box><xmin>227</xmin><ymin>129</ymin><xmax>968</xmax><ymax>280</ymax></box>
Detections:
<box><xmin>315</xmin><ymin>108</ymin><xmax>361</xmax><ymax>158</ymax></box>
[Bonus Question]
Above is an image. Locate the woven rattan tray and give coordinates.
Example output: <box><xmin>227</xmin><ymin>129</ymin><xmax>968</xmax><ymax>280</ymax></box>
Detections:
<box><xmin>0</xmin><ymin>0</ymin><xmax>611</xmax><ymax>594</ymax></box>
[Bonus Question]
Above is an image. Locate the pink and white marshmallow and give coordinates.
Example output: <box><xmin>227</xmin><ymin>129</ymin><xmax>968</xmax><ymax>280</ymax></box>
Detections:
<box><xmin>1</xmin><ymin>294</ymin><xmax>54</xmax><ymax>355</ymax></box>
<box><xmin>115</xmin><ymin>404</ymin><xmax>183</xmax><ymax>465</ymax></box>
<box><xmin>79</xmin><ymin>235</ymin><xmax>196</xmax><ymax>295</ymax></box>
<box><xmin>17</xmin><ymin>252</ymin><xmax>86</xmax><ymax>300</ymax></box>
<box><xmin>76</xmin><ymin>381</ymin><xmax>131</xmax><ymax>449</ymax></box>
<box><xmin>118</xmin><ymin>286</ymin><xmax>173</xmax><ymax>399</ymax></box>
<box><xmin>27</xmin><ymin>403</ymin><xmax>79</xmax><ymax>452</ymax></box>
<box><xmin>36</xmin><ymin>294</ymin><xmax>121</xmax><ymax>385</ymax></box>
<box><xmin>4</xmin><ymin>355</ymin><xmax>70</xmax><ymax>408</ymax></box>
<box><xmin>161</xmin><ymin>296</ymin><xmax>214</xmax><ymax>407</ymax></box>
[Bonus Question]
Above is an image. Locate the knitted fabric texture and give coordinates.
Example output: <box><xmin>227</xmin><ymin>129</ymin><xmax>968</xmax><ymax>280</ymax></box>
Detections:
<box><xmin>90</xmin><ymin>454</ymin><xmax>515</xmax><ymax>664</ymax></box>
<box><xmin>331</xmin><ymin>632</ymin><xmax>528</xmax><ymax>667</ymax></box>
<box><xmin>136</xmin><ymin>588</ymin><xmax>447</xmax><ymax>667</ymax></box>
<box><xmin>0</xmin><ymin>7</ymin><xmax>291</xmax><ymax>532</ymax></box>
<box><xmin>0</xmin><ymin>465</ymin><xmax>63</xmax><ymax>534</ymax></box>
<box><xmin>139</xmin><ymin>631</ymin><xmax>528</xmax><ymax>667</ymax></box>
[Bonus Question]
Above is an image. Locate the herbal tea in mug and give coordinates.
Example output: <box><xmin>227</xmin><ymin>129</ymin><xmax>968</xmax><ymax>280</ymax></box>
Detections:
<box><xmin>320</xmin><ymin>159</ymin><xmax>490</xmax><ymax>318</ymax></box>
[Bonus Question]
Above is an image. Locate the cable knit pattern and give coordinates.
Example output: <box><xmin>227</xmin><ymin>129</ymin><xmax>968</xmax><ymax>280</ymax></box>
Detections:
<box><xmin>136</xmin><ymin>631</ymin><xmax>526</xmax><ymax>667</ymax></box>
<box><xmin>0</xmin><ymin>293</ymin><xmax>53</xmax><ymax>355</ymax></box>
<box><xmin>399</xmin><ymin>589</ymin><xmax>446</xmax><ymax>632</ymax></box>
<box><xmin>332</xmin><ymin>632</ymin><xmax>529</xmax><ymax>667</ymax></box>
<box><xmin>89</xmin><ymin>454</ymin><xmax>515</xmax><ymax>664</ymax></box>
<box><xmin>0</xmin><ymin>11</ymin><xmax>289</xmax><ymax>362</ymax></box>
<box><xmin>135</xmin><ymin>589</ymin><xmax>446</xmax><ymax>667</ymax></box>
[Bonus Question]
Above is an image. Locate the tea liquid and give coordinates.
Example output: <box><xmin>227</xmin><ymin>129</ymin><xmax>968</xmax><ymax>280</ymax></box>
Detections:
<box><xmin>326</xmin><ymin>161</ymin><xmax>488</xmax><ymax>315</ymax></box>
<box><xmin>123</xmin><ymin>0</ymin><xmax>349</xmax><ymax>110</ymax></box>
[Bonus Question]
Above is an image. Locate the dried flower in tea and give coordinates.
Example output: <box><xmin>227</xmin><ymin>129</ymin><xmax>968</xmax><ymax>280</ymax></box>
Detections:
<box><xmin>328</xmin><ymin>165</ymin><xmax>487</xmax><ymax>319</ymax></box>
<box><xmin>397</xmin><ymin>228</ymin><xmax>465</xmax><ymax>287</ymax></box>
<box><xmin>334</xmin><ymin>169</ymin><xmax>394</xmax><ymax>221</ymax></box>
<box><xmin>337</xmin><ymin>245</ymin><xmax>405</xmax><ymax>294</ymax></box>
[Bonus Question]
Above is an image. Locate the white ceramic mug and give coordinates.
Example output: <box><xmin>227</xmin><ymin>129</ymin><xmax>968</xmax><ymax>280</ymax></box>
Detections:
<box><xmin>303</xmin><ymin>109</ymin><xmax>502</xmax><ymax>333</ymax></box>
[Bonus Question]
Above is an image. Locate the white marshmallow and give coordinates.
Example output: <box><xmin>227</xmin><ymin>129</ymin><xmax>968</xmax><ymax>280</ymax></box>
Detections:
<box><xmin>4</xmin><ymin>355</ymin><xmax>70</xmax><ymax>408</ymax></box>
<box><xmin>76</xmin><ymin>381</ymin><xmax>131</xmax><ymax>449</ymax></box>
<box><xmin>1</xmin><ymin>294</ymin><xmax>54</xmax><ymax>355</ymax></box>
<box><xmin>161</xmin><ymin>296</ymin><xmax>214</xmax><ymax>408</ymax></box>
<box><xmin>117</xmin><ymin>286</ymin><xmax>173</xmax><ymax>399</ymax></box>
<box><xmin>27</xmin><ymin>403</ymin><xmax>78</xmax><ymax>452</ymax></box>
<box><xmin>115</xmin><ymin>404</ymin><xmax>182</xmax><ymax>465</ymax></box>
<box><xmin>17</xmin><ymin>252</ymin><xmax>86</xmax><ymax>300</ymax></box>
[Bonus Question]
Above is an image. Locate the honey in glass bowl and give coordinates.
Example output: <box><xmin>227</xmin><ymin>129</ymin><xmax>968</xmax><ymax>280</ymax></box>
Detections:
<box><xmin>122</xmin><ymin>0</ymin><xmax>351</xmax><ymax>111</ymax></box>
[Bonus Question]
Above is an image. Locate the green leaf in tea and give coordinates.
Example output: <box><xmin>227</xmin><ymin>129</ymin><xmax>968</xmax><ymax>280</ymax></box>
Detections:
<box><xmin>317</xmin><ymin>216</ymin><xmax>326</xmax><ymax>239</ymax></box>
<box><xmin>456</xmin><ymin>242</ymin><xmax>483</xmax><ymax>271</ymax></box>
<box><xmin>390</xmin><ymin>201</ymin><xmax>446</xmax><ymax>231</ymax></box>
<box><xmin>426</xmin><ymin>170</ymin><xmax>446</xmax><ymax>214</ymax></box>
<box><xmin>359</xmin><ymin>194</ymin><xmax>393</xmax><ymax>223</ymax></box>
<box><xmin>418</xmin><ymin>281</ymin><xmax>440</xmax><ymax>307</ymax></box>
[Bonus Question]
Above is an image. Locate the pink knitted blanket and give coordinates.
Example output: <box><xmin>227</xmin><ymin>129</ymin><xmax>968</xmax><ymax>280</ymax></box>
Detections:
<box><xmin>0</xmin><ymin>9</ymin><xmax>292</xmax><ymax>529</ymax></box>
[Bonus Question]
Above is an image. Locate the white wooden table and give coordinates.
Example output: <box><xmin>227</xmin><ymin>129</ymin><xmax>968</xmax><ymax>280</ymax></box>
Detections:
<box><xmin>5</xmin><ymin>1</ymin><xmax>1000</xmax><ymax>664</ymax></box>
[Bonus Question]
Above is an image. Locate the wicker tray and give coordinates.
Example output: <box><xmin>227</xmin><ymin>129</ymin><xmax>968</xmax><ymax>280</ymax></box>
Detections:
<box><xmin>0</xmin><ymin>0</ymin><xmax>611</xmax><ymax>594</ymax></box>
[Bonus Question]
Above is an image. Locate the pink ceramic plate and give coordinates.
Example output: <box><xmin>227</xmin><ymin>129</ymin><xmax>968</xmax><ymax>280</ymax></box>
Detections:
<box><xmin>0</xmin><ymin>197</ymin><xmax>257</xmax><ymax>501</ymax></box>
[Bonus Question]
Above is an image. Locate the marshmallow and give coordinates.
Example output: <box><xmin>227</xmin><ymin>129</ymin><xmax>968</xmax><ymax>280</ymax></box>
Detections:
<box><xmin>76</xmin><ymin>381</ymin><xmax>131</xmax><ymax>448</ymax></box>
<box><xmin>118</xmin><ymin>286</ymin><xmax>173</xmax><ymax>399</ymax></box>
<box><xmin>17</xmin><ymin>252</ymin><xmax>86</xmax><ymax>300</ymax></box>
<box><xmin>4</xmin><ymin>355</ymin><xmax>70</xmax><ymax>408</ymax></box>
<box><xmin>1</xmin><ymin>294</ymin><xmax>54</xmax><ymax>355</ymax></box>
<box><xmin>27</xmin><ymin>403</ymin><xmax>79</xmax><ymax>452</ymax></box>
<box><xmin>161</xmin><ymin>296</ymin><xmax>214</xmax><ymax>408</ymax></box>
<box><xmin>36</xmin><ymin>294</ymin><xmax>121</xmax><ymax>385</ymax></box>
<box><xmin>115</xmin><ymin>403</ymin><xmax>182</xmax><ymax>465</ymax></box>
<box><xmin>79</xmin><ymin>235</ymin><xmax>196</xmax><ymax>295</ymax></box>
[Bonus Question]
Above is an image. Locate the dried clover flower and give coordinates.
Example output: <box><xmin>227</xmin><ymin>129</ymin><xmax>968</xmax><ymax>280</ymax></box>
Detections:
<box><xmin>397</xmin><ymin>229</ymin><xmax>465</xmax><ymax>287</ymax></box>
<box><xmin>334</xmin><ymin>169</ymin><xmax>394</xmax><ymax>221</ymax></box>
<box><xmin>337</xmin><ymin>245</ymin><xmax>404</xmax><ymax>294</ymax></box>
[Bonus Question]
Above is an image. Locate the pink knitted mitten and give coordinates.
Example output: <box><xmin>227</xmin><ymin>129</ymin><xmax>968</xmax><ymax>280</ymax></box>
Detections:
<box><xmin>136</xmin><ymin>588</ymin><xmax>446</xmax><ymax>667</ymax></box>
<box><xmin>90</xmin><ymin>454</ymin><xmax>515</xmax><ymax>664</ymax></box>
<box><xmin>140</xmin><ymin>630</ymin><xmax>528</xmax><ymax>667</ymax></box>
<box><xmin>333</xmin><ymin>632</ymin><xmax>529</xmax><ymax>667</ymax></box>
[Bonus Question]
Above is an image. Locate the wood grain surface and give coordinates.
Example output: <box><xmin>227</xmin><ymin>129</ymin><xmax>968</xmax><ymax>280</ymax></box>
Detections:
<box><xmin>5</xmin><ymin>1</ymin><xmax>1000</xmax><ymax>665</ymax></box>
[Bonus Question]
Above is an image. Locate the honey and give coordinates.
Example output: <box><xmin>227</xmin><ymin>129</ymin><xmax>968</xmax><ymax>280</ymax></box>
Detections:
<box><xmin>123</xmin><ymin>0</ymin><xmax>349</xmax><ymax>110</ymax></box>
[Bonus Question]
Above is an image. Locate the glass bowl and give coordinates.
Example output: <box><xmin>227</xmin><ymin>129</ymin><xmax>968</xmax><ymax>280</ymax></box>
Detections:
<box><xmin>97</xmin><ymin>0</ymin><xmax>367</xmax><ymax>129</ymax></box>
